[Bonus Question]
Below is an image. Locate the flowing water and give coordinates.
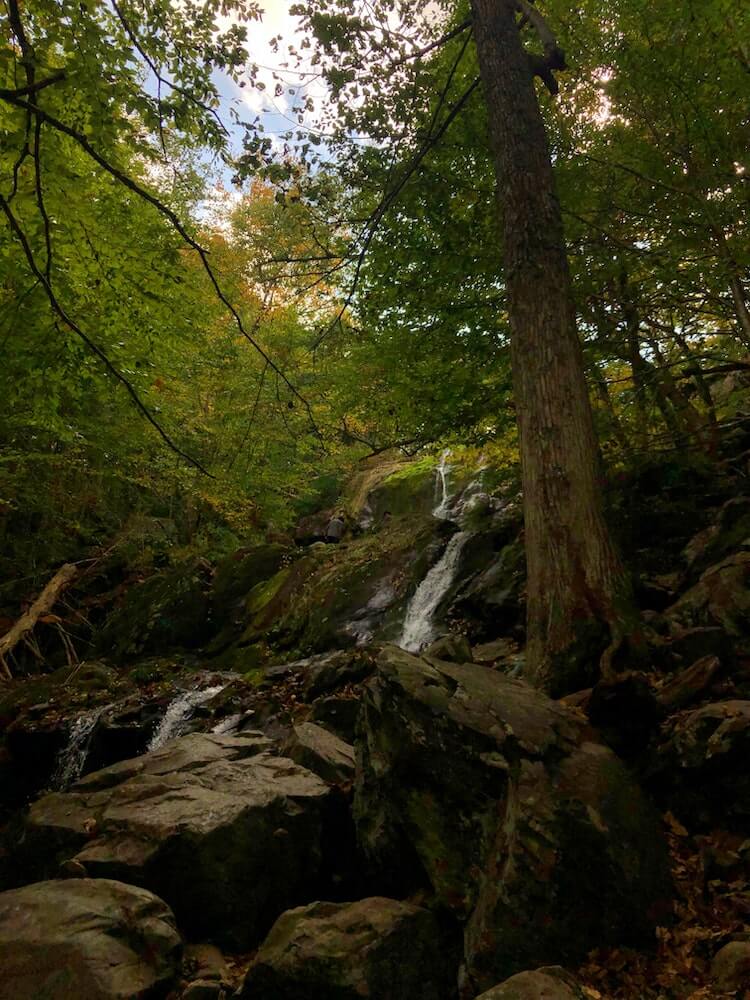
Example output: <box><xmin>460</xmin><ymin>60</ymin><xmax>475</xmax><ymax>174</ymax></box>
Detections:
<box><xmin>148</xmin><ymin>685</ymin><xmax>225</xmax><ymax>751</ymax></box>
<box><xmin>398</xmin><ymin>530</ymin><xmax>470</xmax><ymax>652</ymax></box>
<box><xmin>397</xmin><ymin>452</ymin><xmax>485</xmax><ymax>652</ymax></box>
<box><xmin>52</xmin><ymin>706</ymin><xmax>109</xmax><ymax>790</ymax></box>
<box><xmin>433</xmin><ymin>449</ymin><xmax>453</xmax><ymax>520</ymax></box>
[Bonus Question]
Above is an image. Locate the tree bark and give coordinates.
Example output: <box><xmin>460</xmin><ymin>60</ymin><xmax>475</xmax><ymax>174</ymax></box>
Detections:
<box><xmin>470</xmin><ymin>0</ymin><xmax>633</xmax><ymax>693</ymax></box>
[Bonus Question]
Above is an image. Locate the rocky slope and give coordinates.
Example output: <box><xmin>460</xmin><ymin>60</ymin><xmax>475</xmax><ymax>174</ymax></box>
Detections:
<box><xmin>1</xmin><ymin>447</ymin><xmax>750</xmax><ymax>998</ymax></box>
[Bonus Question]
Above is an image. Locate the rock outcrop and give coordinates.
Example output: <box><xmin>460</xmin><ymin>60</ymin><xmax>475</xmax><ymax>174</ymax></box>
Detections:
<box><xmin>651</xmin><ymin>699</ymin><xmax>750</xmax><ymax>825</ymax></box>
<box><xmin>17</xmin><ymin>732</ymin><xmax>331</xmax><ymax>948</ymax></box>
<box><xmin>355</xmin><ymin>647</ymin><xmax>673</xmax><ymax>992</ymax></box>
<box><xmin>239</xmin><ymin>896</ymin><xmax>458</xmax><ymax>999</ymax></box>
<box><xmin>281</xmin><ymin>722</ymin><xmax>355</xmax><ymax>785</ymax></box>
<box><xmin>0</xmin><ymin>878</ymin><xmax>181</xmax><ymax>999</ymax></box>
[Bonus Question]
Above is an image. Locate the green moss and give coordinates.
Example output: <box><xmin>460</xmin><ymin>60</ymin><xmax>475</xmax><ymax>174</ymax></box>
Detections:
<box><xmin>246</xmin><ymin>565</ymin><xmax>293</xmax><ymax>617</ymax></box>
<box><xmin>381</xmin><ymin>456</ymin><xmax>435</xmax><ymax>484</ymax></box>
<box><xmin>242</xmin><ymin>667</ymin><xmax>266</xmax><ymax>687</ymax></box>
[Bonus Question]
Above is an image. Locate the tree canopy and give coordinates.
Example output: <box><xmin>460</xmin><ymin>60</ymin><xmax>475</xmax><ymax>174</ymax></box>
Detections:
<box><xmin>1</xmin><ymin>0</ymin><xmax>748</xmax><ymax>669</ymax></box>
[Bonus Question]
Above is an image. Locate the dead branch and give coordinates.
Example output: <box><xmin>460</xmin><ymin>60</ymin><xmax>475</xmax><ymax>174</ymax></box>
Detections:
<box><xmin>0</xmin><ymin>563</ymin><xmax>79</xmax><ymax>680</ymax></box>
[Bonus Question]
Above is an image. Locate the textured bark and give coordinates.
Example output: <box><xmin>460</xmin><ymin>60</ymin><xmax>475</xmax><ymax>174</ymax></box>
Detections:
<box><xmin>470</xmin><ymin>0</ymin><xmax>632</xmax><ymax>693</ymax></box>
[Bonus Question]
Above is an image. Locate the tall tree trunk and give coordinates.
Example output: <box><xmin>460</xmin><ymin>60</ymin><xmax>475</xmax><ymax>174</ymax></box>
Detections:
<box><xmin>470</xmin><ymin>0</ymin><xmax>633</xmax><ymax>694</ymax></box>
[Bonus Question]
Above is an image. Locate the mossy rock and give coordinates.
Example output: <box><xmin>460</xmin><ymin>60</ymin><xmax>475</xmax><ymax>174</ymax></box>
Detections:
<box><xmin>366</xmin><ymin>458</ymin><xmax>440</xmax><ymax>520</ymax></box>
<box><xmin>211</xmin><ymin>543</ymin><xmax>290</xmax><ymax>611</ymax></box>
<box><xmin>95</xmin><ymin>558</ymin><xmax>212</xmax><ymax>663</ymax></box>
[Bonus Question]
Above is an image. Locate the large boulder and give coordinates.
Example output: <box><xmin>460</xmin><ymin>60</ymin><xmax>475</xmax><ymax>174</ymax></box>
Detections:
<box><xmin>17</xmin><ymin>732</ymin><xmax>331</xmax><ymax>948</ymax></box>
<box><xmin>96</xmin><ymin>558</ymin><xmax>212</xmax><ymax>661</ymax></box>
<box><xmin>447</xmin><ymin>536</ymin><xmax>526</xmax><ymax>643</ymax></box>
<box><xmin>355</xmin><ymin>647</ymin><xmax>672</xmax><ymax>992</ymax></box>
<box><xmin>210</xmin><ymin>543</ymin><xmax>289</xmax><ymax>612</ymax></box>
<box><xmin>282</xmin><ymin>722</ymin><xmax>355</xmax><ymax>785</ymax></box>
<box><xmin>475</xmin><ymin>967</ymin><xmax>586</xmax><ymax>1000</ymax></box>
<box><xmin>0</xmin><ymin>878</ymin><xmax>181</xmax><ymax>999</ymax></box>
<box><xmin>239</xmin><ymin>897</ymin><xmax>458</xmax><ymax>999</ymax></box>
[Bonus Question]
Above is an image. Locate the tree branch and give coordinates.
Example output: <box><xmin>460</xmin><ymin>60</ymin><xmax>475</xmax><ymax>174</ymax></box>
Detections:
<box><xmin>0</xmin><ymin>90</ymin><xmax>324</xmax><ymax>446</ymax></box>
<box><xmin>313</xmin><ymin>76</ymin><xmax>481</xmax><ymax>347</ymax></box>
<box><xmin>0</xmin><ymin>193</ymin><xmax>213</xmax><ymax>475</ymax></box>
<box><xmin>390</xmin><ymin>18</ymin><xmax>472</xmax><ymax>67</ymax></box>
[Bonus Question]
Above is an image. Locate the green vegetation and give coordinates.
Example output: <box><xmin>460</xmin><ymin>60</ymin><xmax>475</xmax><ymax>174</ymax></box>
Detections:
<box><xmin>0</xmin><ymin>0</ymin><xmax>748</xmax><ymax>685</ymax></box>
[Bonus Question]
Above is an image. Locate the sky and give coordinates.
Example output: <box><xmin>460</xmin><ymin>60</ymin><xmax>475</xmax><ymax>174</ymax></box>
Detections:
<box><xmin>219</xmin><ymin>0</ymin><xmax>322</xmax><ymax>154</ymax></box>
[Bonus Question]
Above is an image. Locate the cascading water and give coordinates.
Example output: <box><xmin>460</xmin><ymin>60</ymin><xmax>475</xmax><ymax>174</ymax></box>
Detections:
<box><xmin>397</xmin><ymin>450</ymin><xmax>473</xmax><ymax>652</ymax></box>
<box><xmin>52</xmin><ymin>705</ymin><xmax>109</xmax><ymax>790</ymax></box>
<box><xmin>433</xmin><ymin>449</ymin><xmax>453</xmax><ymax>520</ymax></box>
<box><xmin>398</xmin><ymin>530</ymin><xmax>470</xmax><ymax>652</ymax></box>
<box><xmin>148</xmin><ymin>685</ymin><xmax>225</xmax><ymax>751</ymax></box>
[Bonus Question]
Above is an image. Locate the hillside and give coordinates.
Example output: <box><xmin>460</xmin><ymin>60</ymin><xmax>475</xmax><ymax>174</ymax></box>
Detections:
<box><xmin>1</xmin><ymin>438</ymin><xmax>750</xmax><ymax>998</ymax></box>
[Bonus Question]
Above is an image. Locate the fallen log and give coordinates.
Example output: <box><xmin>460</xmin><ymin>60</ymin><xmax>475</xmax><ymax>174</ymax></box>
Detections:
<box><xmin>0</xmin><ymin>563</ymin><xmax>79</xmax><ymax>680</ymax></box>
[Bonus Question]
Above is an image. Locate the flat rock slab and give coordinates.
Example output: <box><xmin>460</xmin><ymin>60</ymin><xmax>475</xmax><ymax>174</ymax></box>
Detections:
<box><xmin>356</xmin><ymin>647</ymin><xmax>673</xmax><ymax>991</ymax></box>
<box><xmin>240</xmin><ymin>896</ymin><xmax>458</xmax><ymax>999</ymax></box>
<box><xmin>21</xmin><ymin>732</ymin><xmax>330</xmax><ymax>948</ymax></box>
<box><xmin>0</xmin><ymin>878</ymin><xmax>180</xmax><ymax>1000</ymax></box>
<box><xmin>282</xmin><ymin>722</ymin><xmax>355</xmax><ymax>785</ymax></box>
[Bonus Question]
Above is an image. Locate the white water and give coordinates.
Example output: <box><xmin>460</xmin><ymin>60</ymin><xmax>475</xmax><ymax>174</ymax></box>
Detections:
<box><xmin>398</xmin><ymin>530</ymin><xmax>470</xmax><ymax>652</ymax></box>
<box><xmin>397</xmin><ymin>452</ymin><xmax>487</xmax><ymax>652</ymax></box>
<box><xmin>211</xmin><ymin>712</ymin><xmax>244</xmax><ymax>735</ymax></box>
<box><xmin>433</xmin><ymin>449</ymin><xmax>453</xmax><ymax>520</ymax></box>
<box><xmin>148</xmin><ymin>685</ymin><xmax>225</xmax><ymax>751</ymax></box>
<box><xmin>52</xmin><ymin>706</ymin><xmax>109</xmax><ymax>790</ymax></box>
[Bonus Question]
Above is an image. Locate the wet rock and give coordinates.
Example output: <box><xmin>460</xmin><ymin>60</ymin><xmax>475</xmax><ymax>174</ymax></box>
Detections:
<box><xmin>447</xmin><ymin>537</ymin><xmax>526</xmax><ymax>643</ymax></box>
<box><xmin>19</xmin><ymin>732</ymin><xmax>330</xmax><ymax>948</ymax></box>
<box><xmin>423</xmin><ymin>633</ymin><xmax>473</xmax><ymax>663</ymax></box>
<box><xmin>356</xmin><ymin>647</ymin><xmax>672</xmax><ymax>990</ymax></box>
<box><xmin>0</xmin><ymin>878</ymin><xmax>181</xmax><ymax>1000</ymax></box>
<box><xmin>282</xmin><ymin>722</ymin><xmax>355</xmax><ymax>785</ymax></box>
<box><xmin>239</xmin><ymin>897</ymin><xmax>458</xmax><ymax>1000</ymax></box>
<box><xmin>711</xmin><ymin>939</ymin><xmax>750</xmax><ymax>990</ymax></box>
<box><xmin>296</xmin><ymin>648</ymin><xmax>377</xmax><ymax>700</ymax></box>
<box><xmin>474</xmin><ymin>966</ymin><xmax>586</xmax><ymax>1000</ymax></box>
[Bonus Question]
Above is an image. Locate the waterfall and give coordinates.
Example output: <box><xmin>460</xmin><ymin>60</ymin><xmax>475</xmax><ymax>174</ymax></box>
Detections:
<box><xmin>398</xmin><ymin>531</ymin><xmax>470</xmax><ymax>652</ymax></box>
<box><xmin>52</xmin><ymin>706</ymin><xmax>108</xmax><ymax>790</ymax></box>
<box><xmin>433</xmin><ymin>449</ymin><xmax>453</xmax><ymax>519</ymax></box>
<box><xmin>148</xmin><ymin>685</ymin><xmax>225</xmax><ymax>751</ymax></box>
